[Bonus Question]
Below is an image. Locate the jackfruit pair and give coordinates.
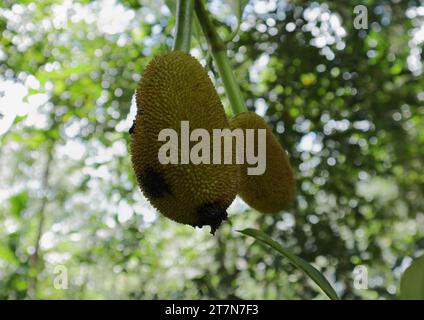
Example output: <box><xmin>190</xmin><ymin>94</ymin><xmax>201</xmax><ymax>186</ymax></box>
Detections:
<box><xmin>130</xmin><ymin>51</ymin><xmax>295</xmax><ymax>234</ymax></box>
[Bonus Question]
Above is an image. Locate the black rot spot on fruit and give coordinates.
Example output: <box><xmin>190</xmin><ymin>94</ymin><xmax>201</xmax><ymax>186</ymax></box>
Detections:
<box><xmin>137</xmin><ymin>168</ymin><xmax>171</xmax><ymax>198</ymax></box>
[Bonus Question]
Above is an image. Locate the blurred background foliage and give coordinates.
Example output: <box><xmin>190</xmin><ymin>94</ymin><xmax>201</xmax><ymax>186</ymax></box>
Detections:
<box><xmin>0</xmin><ymin>0</ymin><xmax>423</xmax><ymax>299</ymax></box>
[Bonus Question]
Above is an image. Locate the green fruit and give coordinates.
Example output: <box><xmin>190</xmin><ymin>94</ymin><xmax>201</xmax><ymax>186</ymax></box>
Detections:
<box><xmin>230</xmin><ymin>112</ymin><xmax>295</xmax><ymax>213</ymax></box>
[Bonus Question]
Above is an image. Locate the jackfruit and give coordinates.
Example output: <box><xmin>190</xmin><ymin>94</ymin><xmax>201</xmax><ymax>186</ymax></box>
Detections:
<box><xmin>130</xmin><ymin>51</ymin><xmax>240</xmax><ymax>234</ymax></box>
<box><xmin>229</xmin><ymin>112</ymin><xmax>295</xmax><ymax>213</ymax></box>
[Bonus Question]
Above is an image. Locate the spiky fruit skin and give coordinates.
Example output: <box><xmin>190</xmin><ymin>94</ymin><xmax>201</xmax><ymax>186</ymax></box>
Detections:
<box><xmin>230</xmin><ymin>112</ymin><xmax>295</xmax><ymax>213</ymax></box>
<box><xmin>130</xmin><ymin>52</ymin><xmax>239</xmax><ymax>234</ymax></box>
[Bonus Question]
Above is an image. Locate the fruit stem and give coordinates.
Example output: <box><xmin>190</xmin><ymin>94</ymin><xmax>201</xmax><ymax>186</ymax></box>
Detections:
<box><xmin>173</xmin><ymin>0</ymin><xmax>194</xmax><ymax>53</ymax></box>
<box><xmin>194</xmin><ymin>0</ymin><xmax>248</xmax><ymax>114</ymax></box>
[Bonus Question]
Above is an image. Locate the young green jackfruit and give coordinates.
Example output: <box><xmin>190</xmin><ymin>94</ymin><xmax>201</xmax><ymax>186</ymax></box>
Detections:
<box><xmin>130</xmin><ymin>51</ymin><xmax>239</xmax><ymax>234</ymax></box>
<box><xmin>230</xmin><ymin>112</ymin><xmax>295</xmax><ymax>213</ymax></box>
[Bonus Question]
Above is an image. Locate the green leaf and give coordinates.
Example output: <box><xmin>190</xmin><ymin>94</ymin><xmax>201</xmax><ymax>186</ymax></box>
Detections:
<box><xmin>238</xmin><ymin>228</ymin><xmax>340</xmax><ymax>300</ymax></box>
<box><xmin>399</xmin><ymin>255</ymin><xmax>424</xmax><ymax>300</ymax></box>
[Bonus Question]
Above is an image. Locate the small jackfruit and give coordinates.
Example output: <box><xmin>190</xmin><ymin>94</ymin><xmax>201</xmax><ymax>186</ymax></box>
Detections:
<box><xmin>130</xmin><ymin>51</ymin><xmax>239</xmax><ymax>234</ymax></box>
<box><xmin>230</xmin><ymin>112</ymin><xmax>295</xmax><ymax>213</ymax></box>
